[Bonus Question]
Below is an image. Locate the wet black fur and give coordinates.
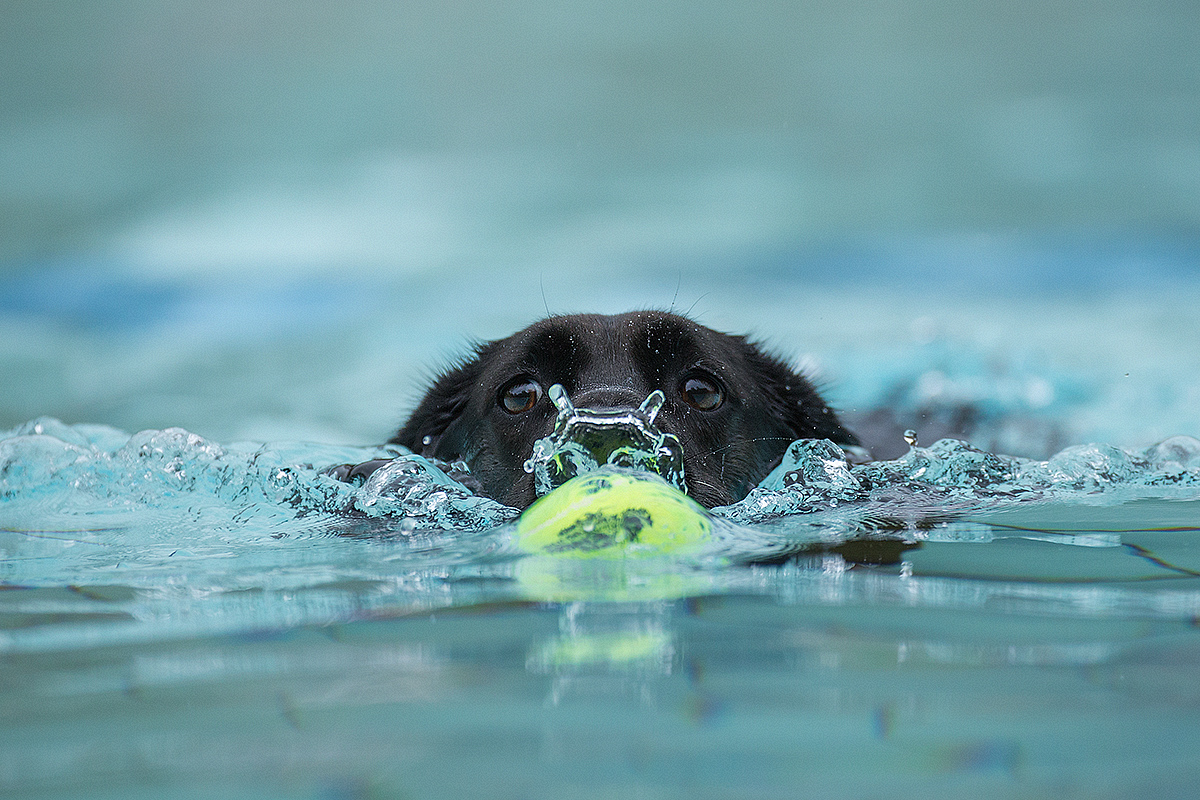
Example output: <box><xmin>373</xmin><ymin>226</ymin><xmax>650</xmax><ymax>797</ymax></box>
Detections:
<box><xmin>391</xmin><ymin>311</ymin><xmax>858</xmax><ymax>509</ymax></box>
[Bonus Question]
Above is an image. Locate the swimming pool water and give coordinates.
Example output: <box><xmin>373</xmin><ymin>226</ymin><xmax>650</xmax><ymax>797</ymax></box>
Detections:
<box><xmin>3</xmin><ymin>206</ymin><xmax>1200</xmax><ymax>800</ymax></box>
<box><xmin>3</xmin><ymin>398</ymin><xmax>1200</xmax><ymax>798</ymax></box>
<box><xmin>5</xmin><ymin>518</ymin><xmax>1200</xmax><ymax>799</ymax></box>
<box><xmin>6</xmin><ymin>0</ymin><xmax>1200</xmax><ymax>795</ymax></box>
<box><xmin>4</xmin><ymin>241</ymin><xmax>1200</xmax><ymax>800</ymax></box>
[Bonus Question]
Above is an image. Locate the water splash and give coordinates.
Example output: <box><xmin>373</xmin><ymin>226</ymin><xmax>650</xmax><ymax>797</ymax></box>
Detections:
<box><xmin>715</xmin><ymin>435</ymin><xmax>1200</xmax><ymax>527</ymax></box>
<box><xmin>522</xmin><ymin>385</ymin><xmax>686</xmax><ymax>497</ymax></box>
<box><xmin>3</xmin><ymin>417</ymin><xmax>1200</xmax><ymax>556</ymax></box>
<box><xmin>0</xmin><ymin>416</ymin><xmax>516</xmax><ymax>536</ymax></box>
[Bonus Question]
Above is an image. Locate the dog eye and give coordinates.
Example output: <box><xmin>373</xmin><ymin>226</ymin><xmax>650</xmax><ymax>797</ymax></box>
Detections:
<box><xmin>499</xmin><ymin>378</ymin><xmax>542</xmax><ymax>414</ymax></box>
<box><xmin>679</xmin><ymin>374</ymin><xmax>724</xmax><ymax>411</ymax></box>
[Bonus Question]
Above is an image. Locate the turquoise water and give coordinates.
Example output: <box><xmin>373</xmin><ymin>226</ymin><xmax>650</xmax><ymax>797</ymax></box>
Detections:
<box><xmin>6</xmin><ymin>1</ymin><xmax>1200</xmax><ymax>797</ymax></box>
<box><xmin>5</xmin><ymin>210</ymin><xmax>1200</xmax><ymax>800</ymax></box>
<box><xmin>3</xmin><ymin>403</ymin><xmax>1200</xmax><ymax>798</ymax></box>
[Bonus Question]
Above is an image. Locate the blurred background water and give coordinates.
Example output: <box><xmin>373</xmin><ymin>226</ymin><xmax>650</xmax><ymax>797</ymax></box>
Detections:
<box><xmin>2</xmin><ymin>0</ymin><xmax>1199</xmax><ymax>448</ymax></box>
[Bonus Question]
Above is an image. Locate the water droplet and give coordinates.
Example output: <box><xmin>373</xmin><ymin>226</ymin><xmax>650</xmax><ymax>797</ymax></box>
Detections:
<box><xmin>638</xmin><ymin>389</ymin><xmax>665</xmax><ymax>424</ymax></box>
<box><xmin>548</xmin><ymin>384</ymin><xmax>574</xmax><ymax>414</ymax></box>
<box><xmin>903</xmin><ymin>429</ymin><xmax>918</xmax><ymax>447</ymax></box>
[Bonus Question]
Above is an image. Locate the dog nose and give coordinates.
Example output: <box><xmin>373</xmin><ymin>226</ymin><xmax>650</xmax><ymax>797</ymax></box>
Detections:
<box><xmin>523</xmin><ymin>385</ymin><xmax>686</xmax><ymax>497</ymax></box>
<box><xmin>570</xmin><ymin>385</ymin><xmax>645</xmax><ymax>411</ymax></box>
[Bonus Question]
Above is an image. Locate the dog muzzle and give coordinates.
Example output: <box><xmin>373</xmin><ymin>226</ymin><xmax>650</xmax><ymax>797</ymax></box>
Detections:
<box><xmin>523</xmin><ymin>384</ymin><xmax>687</xmax><ymax>497</ymax></box>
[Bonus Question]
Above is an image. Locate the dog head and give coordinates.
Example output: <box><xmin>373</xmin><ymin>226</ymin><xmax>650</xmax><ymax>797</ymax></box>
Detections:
<box><xmin>392</xmin><ymin>311</ymin><xmax>857</xmax><ymax>508</ymax></box>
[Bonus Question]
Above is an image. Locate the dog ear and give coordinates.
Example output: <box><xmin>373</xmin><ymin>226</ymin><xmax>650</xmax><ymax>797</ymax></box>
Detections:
<box><xmin>742</xmin><ymin>341</ymin><xmax>860</xmax><ymax>447</ymax></box>
<box><xmin>390</xmin><ymin>344</ymin><xmax>491</xmax><ymax>457</ymax></box>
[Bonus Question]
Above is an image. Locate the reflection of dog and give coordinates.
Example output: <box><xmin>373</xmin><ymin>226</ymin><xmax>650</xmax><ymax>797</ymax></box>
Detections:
<box><xmin>390</xmin><ymin>311</ymin><xmax>858</xmax><ymax>509</ymax></box>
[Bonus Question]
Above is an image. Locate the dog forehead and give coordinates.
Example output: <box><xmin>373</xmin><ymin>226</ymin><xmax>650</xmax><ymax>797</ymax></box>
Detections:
<box><xmin>540</xmin><ymin>312</ymin><xmax>714</xmax><ymax>356</ymax></box>
<box><xmin>507</xmin><ymin>317</ymin><xmax>592</xmax><ymax>366</ymax></box>
<box><xmin>471</xmin><ymin>317</ymin><xmax>591</xmax><ymax>385</ymax></box>
<box><xmin>485</xmin><ymin>312</ymin><xmax>735</xmax><ymax>386</ymax></box>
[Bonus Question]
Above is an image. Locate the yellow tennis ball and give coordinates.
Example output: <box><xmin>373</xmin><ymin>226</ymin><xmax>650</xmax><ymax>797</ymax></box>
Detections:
<box><xmin>515</xmin><ymin>467</ymin><xmax>712</xmax><ymax>557</ymax></box>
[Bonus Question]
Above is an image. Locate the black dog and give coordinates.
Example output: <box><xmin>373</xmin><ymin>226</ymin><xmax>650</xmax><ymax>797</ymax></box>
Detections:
<box><xmin>379</xmin><ymin>311</ymin><xmax>858</xmax><ymax>509</ymax></box>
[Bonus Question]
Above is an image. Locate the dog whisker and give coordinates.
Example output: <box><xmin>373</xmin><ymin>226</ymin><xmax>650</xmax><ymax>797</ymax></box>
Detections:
<box><xmin>696</xmin><ymin>436</ymin><xmax>798</xmax><ymax>459</ymax></box>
